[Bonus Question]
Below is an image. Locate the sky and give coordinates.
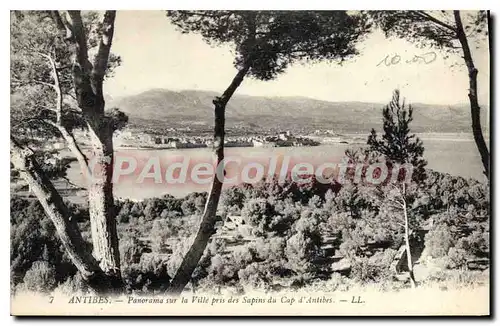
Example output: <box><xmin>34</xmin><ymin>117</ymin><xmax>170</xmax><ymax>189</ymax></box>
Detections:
<box><xmin>104</xmin><ymin>10</ymin><xmax>490</xmax><ymax>106</ymax></box>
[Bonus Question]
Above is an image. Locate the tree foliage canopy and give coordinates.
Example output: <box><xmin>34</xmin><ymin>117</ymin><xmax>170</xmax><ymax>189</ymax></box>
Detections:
<box><xmin>367</xmin><ymin>10</ymin><xmax>488</xmax><ymax>52</ymax></box>
<box><xmin>367</xmin><ymin>90</ymin><xmax>427</xmax><ymax>184</ymax></box>
<box><xmin>167</xmin><ymin>11</ymin><xmax>370</xmax><ymax>80</ymax></box>
<box><xmin>10</xmin><ymin>11</ymin><xmax>124</xmax><ymax>145</ymax></box>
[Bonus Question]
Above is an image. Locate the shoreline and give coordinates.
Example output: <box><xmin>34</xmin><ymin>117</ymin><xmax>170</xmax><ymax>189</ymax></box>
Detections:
<box><xmin>114</xmin><ymin>133</ymin><xmax>483</xmax><ymax>151</ymax></box>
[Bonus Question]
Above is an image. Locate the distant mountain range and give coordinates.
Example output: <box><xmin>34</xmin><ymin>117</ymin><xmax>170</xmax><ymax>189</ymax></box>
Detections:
<box><xmin>107</xmin><ymin>89</ymin><xmax>489</xmax><ymax>134</ymax></box>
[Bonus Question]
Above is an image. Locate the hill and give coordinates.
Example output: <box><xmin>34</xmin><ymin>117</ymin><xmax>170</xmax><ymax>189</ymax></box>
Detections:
<box><xmin>108</xmin><ymin>89</ymin><xmax>487</xmax><ymax>134</ymax></box>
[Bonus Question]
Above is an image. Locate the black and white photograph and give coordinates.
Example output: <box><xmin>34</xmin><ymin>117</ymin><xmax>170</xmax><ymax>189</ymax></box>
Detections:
<box><xmin>8</xmin><ymin>9</ymin><xmax>491</xmax><ymax>316</ymax></box>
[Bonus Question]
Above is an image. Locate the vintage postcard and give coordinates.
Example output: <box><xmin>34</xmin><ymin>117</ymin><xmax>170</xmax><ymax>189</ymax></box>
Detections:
<box><xmin>10</xmin><ymin>10</ymin><xmax>490</xmax><ymax>316</ymax></box>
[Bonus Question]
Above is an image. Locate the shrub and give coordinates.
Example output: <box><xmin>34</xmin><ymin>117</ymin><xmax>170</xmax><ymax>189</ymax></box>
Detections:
<box><xmin>117</xmin><ymin>212</ymin><xmax>130</xmax><ymax>224</ymax></box>
<box><xmin>122</xmin><ymin>255</ymin><xmax>170</xmax><ymax>294</ymax></box>
<box><xmin>220</xmin><ymin>187</ymin><xmax>246</xmax><ymax>212</ymax></box>
<box><xmin>206</xmin><ymin>254</ymin><xmax>240</xmax><ymax>286</ymax></box>
<box><xmin>55</xmin><ymin>272</ymin><xmax>90</xmax><ymax>295</ymax></box>
<box><xmin>446</xmin><ymin>247</ymin><xmax>469</xmax><ymax>270</ymax></box>
<box><xmin>424</xmin><ymin>223</ymin><xmax>454</xmax><ymax>258</ymax></box>
<box><xmin>285</xmin><ymin>231</ymin><xmax>321</xmax><ymax>276</ymax></box>
<box><xmin>251</xmin><ymin>237</ymin><xmax>285</xmax><ymax>261</ymax></box>
<box><xmin>338</xmin><ymin>226</ymin><xmax>367</xmax><ymax>258</ymax></box>
<box><xmin>238</xmin><ymin>262</ymin><xmax>274</xmax><ymax>290</ymax></box>
<box><xmin>166</xmin><ymin>237</ymin><xmax>193</xmax><ymax>278</ymax></box>
<box><xmin>232</xmin><ymin>245</ymin><xmax>257</xmax><ymax>268</ymax></box>
<box><xmin>21</xmin><ymin>261</ymin><xmax>57</xmax><ymax>293</ymax></box>
<box><xmin>181</xmin><ymin>192</ymin><xmax>207</xmax><ymax>215</ymax></box>
<box><xmin>350</xmin><ymin>249</ymin><xmax>396</xmax><ymax>284</ymax></box>
<box><xmin>241</xmin><ymin>198</ymin><xmax>274</xmax><ymax>235</ymax></box>
<box><xmin>350</xmin><ymin>257</ymin><xmax>381</xmax><ymax>283</ymax></box>
<box><xmin>181</xmin><ymin>200</ymin><xmax>197</xmax><ymax>216</ymax></box>
<box><xmin>120</xmin><ymin>235</ymin><xmax>150</xmax><ymax>266</ymax></box>
<box><xmin>11</xmin><ymin>197</ymin><xmax>77</xmax><ymax>287</ymax></box>
<box><xmin>150</xmin><ymin>219</ymin><xmax>173</xmax><ymax>253</ymax></box>
<box><xmin>465</xmin><ymin>230</ymin><xmax>489</xmax><ymax>257</ymax></box>
<box><xmin>286</xmin><ymin>233</ymin><xmax>315</xmax><ymax>261</ymax></box>
<box><xmin>308</xmin><ymin>195</ymin><xmax>323</xmax><ymax>209</ymax></box>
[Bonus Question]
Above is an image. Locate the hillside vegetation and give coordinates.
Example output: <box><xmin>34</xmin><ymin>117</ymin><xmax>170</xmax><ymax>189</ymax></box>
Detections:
<box><xmin>11</xmin><ymin>170</ymin><xmax>489</xmax><ymax>295</ymax></box>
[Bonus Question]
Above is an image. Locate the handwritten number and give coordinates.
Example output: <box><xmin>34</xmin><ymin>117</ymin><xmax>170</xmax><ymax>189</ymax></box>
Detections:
<box><xmin>376</xmin><ymin>54</ymin><xmax>401</xmax><ymax>67</ymax></box>
<box><xmin>377</xmin><ymin>52</ymin><xmax>436</xmax><ymax>67</ymax></box>
<box><xmin>423</xmin><ymin>52</ymin><xmax>437</xmax><ymax>64</ymax></box>
<box><xmin>376</xmin><ymin>54</ymin><xmax>390</xmax><ymax>67</ymax></box>
<box><xmin>390</xmin><ymin>55</ymin><xmax>401</xmax><ymax>65</ymax></box>
<box><xmin>49</xmin><ymin>296</ymin><xmax>54</xmax><ymax>303</ymax></box>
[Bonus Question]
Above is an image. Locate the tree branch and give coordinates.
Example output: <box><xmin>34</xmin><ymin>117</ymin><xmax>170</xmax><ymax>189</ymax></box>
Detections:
<box><xmin>39</xmin><ymin>52</ymin><xmax>64</xmax><ymax>123</ymax></box>
<box><xmin>11</xmin><ymin>78</ymin><xmax>56</xmax><ymax>90</ymax></box>
<box><xmin>37</xmin><ymin>51</ymin><xmax>91</xmax><ymax>175</ymax></box>
<box><xmin>414</xmin><ymin>10</ymin><xmax>457</xmax><ymax>33</ymax></box>
<box><xmin>217</xmin><ymin>64</ymin><xmax>251</xmax><ymax>106</ymax></box>
<box><xmin>50</xmin><ymin>10</ymin><xmax>69</xmax><ymax>38</ymax></box>
<box><xmin>44</xmin><ymin>120</ymin><xmax>90</xmax><ymax>176</ymax></box>
<box><xmin>36</xmin><ymin>79</ymin><xmax>57</xmax><ymax>89</ymax></box>
<box><xmin>65</xmin><ymin>11</ymin><xmax>93</xmax><ymax>75</ymax></box>
<box><xmin>61</xmin><ymin>176</ymin><xmax>84</xmax><ymax>189</ymax></box>
<box><xmin>92</xmin><ymin>11</ymin><xmax>116</xmax><ymax>91</ymax></box>
<box><xmin>52</xmin><ymin>11</ymin><xmax>96</xmax><ymax>113</ymax></box>
<box><xmin>216</xmin><ymin>15</ymin><xmax>256</xmax><ymax>106</ymax></box>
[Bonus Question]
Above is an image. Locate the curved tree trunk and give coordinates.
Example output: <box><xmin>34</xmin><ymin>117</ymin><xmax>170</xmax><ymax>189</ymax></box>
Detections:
<box><xmin>10</xmin><ymin>138</ymin><xmax>120</xmax><ymax>294</ymax></box>
<box><xmin>454</xmin><ymin>10</ymin><xmax>490</xmax><ymax>180</ymax></box>
<box><xmin>167</xmin><ymin>66</ymin><xmax>250</xmax><ymax>295</ymax></box>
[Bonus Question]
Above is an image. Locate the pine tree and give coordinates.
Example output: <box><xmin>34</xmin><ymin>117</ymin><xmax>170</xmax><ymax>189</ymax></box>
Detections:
<box><xmin>368</xmin><ymin>89</ymin><xmax>427</xmax><ymax>183</ymax></box>
<box><xmin>367</xmin><ymin>90</ymin><xmax>428</xmax><ymax>288</ymax></box>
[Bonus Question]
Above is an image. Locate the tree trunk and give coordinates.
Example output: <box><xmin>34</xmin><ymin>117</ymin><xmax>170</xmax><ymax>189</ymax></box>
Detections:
<box><xmin>402</xmin><ymin>196</ymin><xmax>417</xmax><ymax>289</ymax></box>
<box><xmin>39</xmin><ymin>10</ymin><xmax>123</xmax><ymax>292</ymax></box>
<box><xmin>65</xmin><ymin>9</ymin><xmax>122</xmax><ymax>291</ymax></box>
<box><xmin>87</xmin><ymin>127</ymin><xmax>122</xmax><ymax>288</ymax></box>
<box><xmin>10</xmin><ymin>138</ymin><xmax>120</xmax><ymax>294</ymax></box>
<box><xmin>454</xmin><ymin>10</ymin><xmax>490</xmax><ymax>180</ymax></box>
<box><xmin>167</xmin><ymin>66</ymin><xmax>250</xmax><ymax>295</ymax></box>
